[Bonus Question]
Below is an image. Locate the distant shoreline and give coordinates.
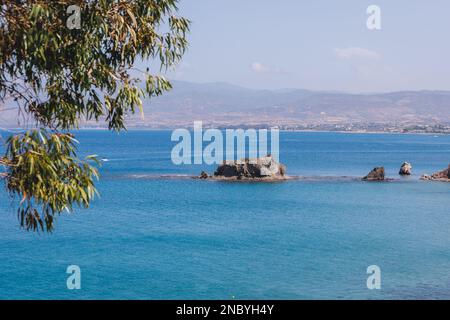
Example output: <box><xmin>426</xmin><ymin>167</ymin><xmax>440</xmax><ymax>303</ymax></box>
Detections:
<box><xmin>279</xmin><ymin>129</ymin><xmax>448</xmax><ymax>135</ymax></box>
<box><xmin>73</xmin><ymin>128</ymin><xmax>450</xmax><ymax>135</ymax></box>
<box><xmin>1</xmin><ymin>127</ymin><xmax>449</xmax><ymax>135</ymax></box>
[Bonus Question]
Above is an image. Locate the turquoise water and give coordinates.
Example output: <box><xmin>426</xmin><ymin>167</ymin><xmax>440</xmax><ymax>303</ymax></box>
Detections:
<box><xmin>1</xmin><ymin>130</ymin><xmax>450</xmax><ymax>299</ymax></box>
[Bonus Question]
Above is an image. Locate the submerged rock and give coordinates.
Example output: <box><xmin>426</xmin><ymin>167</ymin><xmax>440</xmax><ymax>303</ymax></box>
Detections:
<box><xmin>362</xmin><ymin>167</ymin><xmax>385</xmax><ymax>181</ymax></box>
<box><xmin>199</xmin><ymin>171</ymin><xmax>209</xmax><ymax>179</ymax></box>
<box><xmin>212</xmin><ymin>156</ymin><xmax>287</xmax><ymax>180</ymax></box>
<box><xmin>421</xmin><ymin>165</ymin><xmax>450</xmax><ymax>182</ymax></box>
<box><xmin>399</xmin><ymin>162</ymin><xmax>412</xmax><ymax>175</ymax></box>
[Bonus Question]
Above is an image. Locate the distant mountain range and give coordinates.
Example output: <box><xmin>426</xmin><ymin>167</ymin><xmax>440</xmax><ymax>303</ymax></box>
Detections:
<box><xmin>130</xmin><ymin>81</ymin><xmax>450</xmax><ymax>129</ymax></box>
<box><xmin>2</xmin><ymin>81</ymin><xmax>450</xmax><ymax>130</ymax></box>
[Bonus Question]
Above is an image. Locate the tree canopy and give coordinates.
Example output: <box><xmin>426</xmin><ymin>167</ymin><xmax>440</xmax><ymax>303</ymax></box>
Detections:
<box><xmin>0</xmin><ymin>0</ymin><xmax>190</xmax><ymax>232</ymax></box>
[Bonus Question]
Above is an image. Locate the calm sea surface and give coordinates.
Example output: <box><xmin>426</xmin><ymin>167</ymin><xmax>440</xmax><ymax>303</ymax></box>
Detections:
<box><xmin>1</xmin><ymin>130</ymin><xmax>450</xmax><ymax>299</ymax></box>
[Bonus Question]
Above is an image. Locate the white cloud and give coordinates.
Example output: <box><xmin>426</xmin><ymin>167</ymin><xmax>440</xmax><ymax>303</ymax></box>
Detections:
<box><xmin>251</xmin><ymin>62</ymin><xmax>288</xmax><ymax>75</ymax></box>
<box><xmin>171</xmin><ymin>61</ymin><xmax>191</xmax><ymax>79</ymax></box>
<box><xmin>251</xmin><ymin>62</ymin><xmax>270</xmax><ymax>73</ymax></box>
<box><xmin>334</xmin><ymin>47</ymin><xmax>381</xmax><ymax>60</ymax></box>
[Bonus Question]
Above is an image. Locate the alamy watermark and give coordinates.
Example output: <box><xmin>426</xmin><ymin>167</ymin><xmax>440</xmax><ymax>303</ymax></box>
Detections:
<box><xmin>367</xmin><ymin>265</ymin><xmax>381</xmax><ymax>290</ymax></box>
<box><xmin>171</xmin><ymin>121</ymin><xmax>280</xmax><ymax>165</ymax></box>
<box><xmin>66</xmin><ymin>265</ymin><xmax>81</xmax><ymax>290</ymax></box>
<box><xmin>66</xmin><ymin>5</ymin><xmax>81</xmax><ymax>30</ymax></box>
<box><xmin>367</xmin><ymin>5</ymin><xmax>382</xmax><ymax>30</ymax></box>
<box><xmin>63</xmin><ymin>4</ymin><xmax>382</xmax><ymax>32</ymax></box>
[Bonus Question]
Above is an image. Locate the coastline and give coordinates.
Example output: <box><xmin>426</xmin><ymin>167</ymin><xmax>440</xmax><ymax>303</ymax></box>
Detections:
<box><xmin>2</xmin><ymin>126</ymin><xmax>449</xmax><ymax>135</ymax></box>
<box><xmin>40</xmin><ymin>128</ymin><xmax>450</xmax><ymax>135</ymax></box>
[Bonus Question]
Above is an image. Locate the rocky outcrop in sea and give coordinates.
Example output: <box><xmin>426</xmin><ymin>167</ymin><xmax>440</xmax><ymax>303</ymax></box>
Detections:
<box><xmin>197</xmin><ymin>160</ymin><xmax>450</xmax><ymax>183</ymax></box>
<box><xmin>200</xmin><ymin>156</ymin><xmax>287</xmax><ymax>181</ymax></box>
<box><xmin>399</xmin><ymin>162</ymin><xmax>412</xmax><ymax>175</ymax></box>
<box><xmin>362</xmin><ymin>167</ymin><xmax>385</xmax><ymax>181</ymax></box>
<box><xmin>421</xmin><ymin>165</ymin><xmax>450</xmax><ymax>182</ymax></box>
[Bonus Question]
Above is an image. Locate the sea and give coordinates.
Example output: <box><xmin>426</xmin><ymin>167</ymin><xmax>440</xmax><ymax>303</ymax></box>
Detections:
<box><xmin>0</xmin><ymin>130</ymin><xmax>450</xmax><ymax>299</ymax></box>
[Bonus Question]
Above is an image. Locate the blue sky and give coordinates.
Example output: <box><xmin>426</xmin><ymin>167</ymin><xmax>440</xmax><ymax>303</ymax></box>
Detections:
<box><xmin>146</xmin><ymin>0</ymin><xmax>450</xmax><ymax>93</ymax></box>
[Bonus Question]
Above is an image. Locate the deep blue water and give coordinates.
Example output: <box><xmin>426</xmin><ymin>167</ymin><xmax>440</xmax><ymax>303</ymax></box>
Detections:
<box><xmin>1</xmin><ymin>130</ymin><xmax>450</xmax><ymax>299</ymax></box>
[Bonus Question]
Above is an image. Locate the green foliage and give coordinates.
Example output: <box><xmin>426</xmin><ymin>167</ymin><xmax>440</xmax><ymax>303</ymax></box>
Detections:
<box><xmin>0</xmin><ymin>0</ymin><xmax>190</xmax><ymax>231</ymax></box>
<box><xmin>1</xmin><ymin>130</ymin><xmax>99</xmax><ymax>232</ymax></box>
<box><xmin>0</xmin><ymin>0</ymin><xmax>189</xmax><ymax>130</ymax></box>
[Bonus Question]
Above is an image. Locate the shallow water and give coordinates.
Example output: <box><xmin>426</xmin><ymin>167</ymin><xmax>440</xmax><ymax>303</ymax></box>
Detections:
<box><xmin>1</xmin><ymin>130</ymin><xmax>450</xmax><ymax>299</ymax></box>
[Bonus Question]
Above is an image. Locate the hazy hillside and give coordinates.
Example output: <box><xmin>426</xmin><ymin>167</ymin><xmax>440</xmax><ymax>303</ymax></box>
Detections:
<box><xmin>132</xmin><ymin>81</ymin><xmax>450</xmax><ymax>128</ymax></box>
<box><xmin>2</xmin><ymin>81</ymin><xmax>450</xmax><ymax>129</ymax></box>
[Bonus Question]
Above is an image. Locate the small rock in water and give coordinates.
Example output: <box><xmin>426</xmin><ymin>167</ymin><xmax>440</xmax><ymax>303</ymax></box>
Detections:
<box><xmin>199</xmin><ymin>171</ymin><xmax>209</xmax><ymax>179</ymax></box>
<box><xmin>421</xmin><ymin>164</ymin><xmax>450</xmax><ymax>182</ymax></box>
<box><xmin>399</xmin><ymin>162</ymin><xmax>412</xmax><ymax>175</ymax></box>
<box><xmin>362</xmin><ymin>167</ymin><xmax>385</xmax><ymax>181</ymax></box>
